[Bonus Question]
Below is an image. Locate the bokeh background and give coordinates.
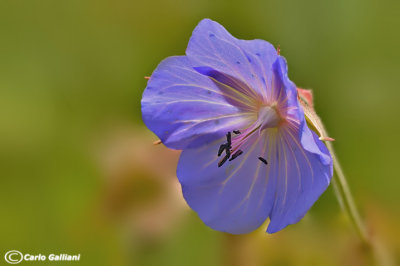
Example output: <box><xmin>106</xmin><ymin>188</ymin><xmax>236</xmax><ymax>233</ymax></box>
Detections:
<box><xmin>1</xmin><ymin>0</ymin><xmax>399</xmax><ymax>265</ymax></box>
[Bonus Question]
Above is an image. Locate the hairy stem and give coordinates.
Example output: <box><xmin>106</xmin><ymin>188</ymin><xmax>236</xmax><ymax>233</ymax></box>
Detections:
<box><xmin>325</xmin><ymin>141</ymin><xmax>369</xmax><ymax>244</ymax></box>
<box><xmin>315</xmin><ymin>115</ymin><xmax>369</xmax><ymax>244</ymax></box>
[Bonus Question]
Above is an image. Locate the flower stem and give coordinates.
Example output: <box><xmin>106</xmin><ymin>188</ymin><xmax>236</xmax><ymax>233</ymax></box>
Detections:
<box><xmin>299</xmin><ymin>91</ymin><xmax>369</xmax><ymax>243</ymax></box>
<box><xmin>325</xmin><ymin>141</ymin><xmax>369</xmax><ymax>244</ymax></box>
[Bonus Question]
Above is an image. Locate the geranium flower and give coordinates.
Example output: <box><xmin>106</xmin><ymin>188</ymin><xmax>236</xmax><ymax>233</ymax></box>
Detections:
<box><xmin>141</xmin><ymin>19</ymin><xmax>333</xmax><ymax>234</ymax></box>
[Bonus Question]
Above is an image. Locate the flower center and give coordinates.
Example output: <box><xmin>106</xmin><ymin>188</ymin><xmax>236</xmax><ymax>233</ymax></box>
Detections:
<box><xmin>258</xmin><ymin>105</ymin><xmax>281</xmax><ymax>130</ymax></box>
<box><xmin>216</xmin><ymin>105</ymin><xmax>282</xmax><ymax>167</ymax></box>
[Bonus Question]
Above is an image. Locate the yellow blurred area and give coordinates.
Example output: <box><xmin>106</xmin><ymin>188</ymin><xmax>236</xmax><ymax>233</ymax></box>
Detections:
<box><xmin>0</xmin><ymin>0</ymin><xmax>399</xmax><ymax>265</ymax></box>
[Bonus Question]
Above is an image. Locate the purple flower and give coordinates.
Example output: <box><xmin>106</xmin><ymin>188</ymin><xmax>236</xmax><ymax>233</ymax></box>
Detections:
<box><xmin>141</xmin><ymin>19</ymin><xmax>333</xmax><ymax>234</ymax></box>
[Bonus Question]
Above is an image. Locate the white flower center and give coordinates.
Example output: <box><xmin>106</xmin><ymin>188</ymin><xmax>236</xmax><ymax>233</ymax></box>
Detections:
<box><xmin>258</xmin><ymin>106</ymin><xmax>281</xmax><ymax>130</ymax></box>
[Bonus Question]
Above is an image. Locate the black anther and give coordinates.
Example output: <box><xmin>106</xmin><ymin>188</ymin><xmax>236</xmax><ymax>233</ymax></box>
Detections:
<box><xmin>226</xmin><ymin>132</ymin><xmax>231</xmax><ymax>145</ymax></box>
<box><xmin>218</xmin><ymin>144</ymin><xmax>227</xmax><ymax>157</ymax></box>
<box><xmin>229</xmin><ymin>150</ymin><xmax>243</xmax><ymax>161</ymax></box>
<box><xmin>258</xmin><ymin>157</ymin><xmax>268</xmax><ymax>165</ymax></box>
<box><xmin>218</xmin><ymin>154</ymin><xmax>230</xmax><ymax>167</ymax></box>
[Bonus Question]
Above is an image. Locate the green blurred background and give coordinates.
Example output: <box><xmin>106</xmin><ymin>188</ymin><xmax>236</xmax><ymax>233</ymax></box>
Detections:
<box><xmin>1</xmin><ymin>0</ymin><xmax>399</xmax><ymax>265</ymax></box>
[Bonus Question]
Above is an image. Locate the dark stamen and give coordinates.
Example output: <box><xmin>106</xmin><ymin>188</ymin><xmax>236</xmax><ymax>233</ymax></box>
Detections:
<box><xmin>258</xmin><ymin>157</ymin><xmax>268</xmax><ymax>165</ymax></box>
<box><xmin>225</xmin><ymin>146</ymin><xmax>231</xmax><ymax>158</ymax></box>
<box><xmin>218</xmin><ymin>144</ymin><xmax>227</xmax><ymax>157</ymax></box>
<box><xmin>229</xmin><ymin>150</ymin><xmax>243</xmax><ymax>161</ymax></box>
<box><xmin>233</xmin><ymin>130</ymin><xmax>241</xmax><ymax>134</ymax></box>
<box><xmin>218</xmin><ymin>154</ymin><xmax>230</xmax><ymax>167</ymax></box>
<box><xmin>226</xmin><ymin>132</ymin><xmax>231</xmax><ymax>145</ymax></box>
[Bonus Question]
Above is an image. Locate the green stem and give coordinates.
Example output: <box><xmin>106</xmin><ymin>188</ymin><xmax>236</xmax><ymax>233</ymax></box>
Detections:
<box><xmin>300</xmin><ymin>90</ymin><xmax>369</xmax><ymax>243</ymax></box>
<box><xmin>326</xmin><ymin>141</ymin><xmax>369</xmax><ymax>244</ymax></box>
<box><xmin>318</xmin><ymin>119</ymin><xmax>369</xmax><ymax>244</ymax></box>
